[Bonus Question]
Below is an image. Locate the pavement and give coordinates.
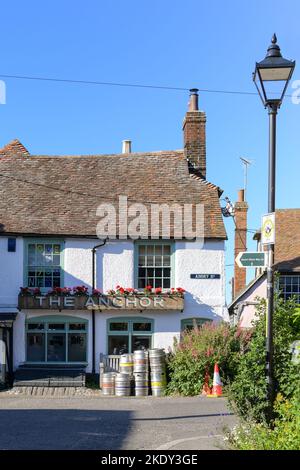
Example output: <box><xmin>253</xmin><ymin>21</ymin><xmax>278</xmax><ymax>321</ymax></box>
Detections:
<box><xmin>0</xmin><ymin>393</ymin><xmax>236</xmax><ymax>450</ymax></box>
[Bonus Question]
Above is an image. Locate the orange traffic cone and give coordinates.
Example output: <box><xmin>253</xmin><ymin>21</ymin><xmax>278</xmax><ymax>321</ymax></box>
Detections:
<box><xmin>201</xmin><ymin>368</ymin><xmax>212</xmax><ymax>395</ymax></box>
<box><xmin>207</xmin><ymin>363</ymin><xmax>223</xmax><ymax>397</ymax></box>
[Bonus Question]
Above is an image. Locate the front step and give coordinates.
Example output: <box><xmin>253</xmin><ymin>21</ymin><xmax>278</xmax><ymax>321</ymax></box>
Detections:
<box><xmin>12</xmin><ymin>386</ymin><xmax>86</xmax><ymax>396</ymax></box>
<box><xmin>13</xmin><ymin>366</ymin><xmax>86</xmax><ymax>388</ymax></box>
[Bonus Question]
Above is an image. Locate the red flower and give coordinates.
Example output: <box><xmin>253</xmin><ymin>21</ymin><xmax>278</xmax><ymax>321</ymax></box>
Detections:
<box><xmin>145</xmin><ymin>285</ymin><xmax>152</xmax><ymax>291</ymax></box>
<box><xmin>118</xmin><ymin>287</ymin><xmax>125</xmax><ymax>294</ymax></box>
<box><xmin>93</xmin><ymin>288</ymin><xmax>101</xmax><ymax>295</ymax></box>
<box><xmin>155</xmin><ymin>287</ymin><xmax>162</xmax><ymax>295</ymax></box>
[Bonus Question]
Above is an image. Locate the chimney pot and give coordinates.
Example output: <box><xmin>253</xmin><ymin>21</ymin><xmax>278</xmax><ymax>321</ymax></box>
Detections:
<box><xmin>238</xmin><ymin>189</ymin><xmax>245</xmax><ymax>202</ymax></box>
<box><xmin>188</xmin><ymin>88</ymin><xmax>199</xmax><ymax>111</ymax></box>
<box><xmin>122</xmin><ymin>140</ymin><xmax>132</xmax><ymax>154</ymax></box>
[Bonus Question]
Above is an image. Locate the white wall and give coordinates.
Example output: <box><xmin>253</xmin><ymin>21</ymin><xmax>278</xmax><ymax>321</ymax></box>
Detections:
<box><xmin>0</xmin><ymin>236</ymin><xmax>227</xmax><ymax>369</ymax></box>
<box><xmin>0</xmin><ymin>237</ymin><xmax>23</xmax><ymax>307</ymax></box>
<box><xmin>175</xmin><ymin>240</ymin><xmax>226</xmax><ymax>321</ymax></box>
<box><xmin>63</xmin><ymin>239</ymin><xmax>134</xmax><ymax>292</ymax></box>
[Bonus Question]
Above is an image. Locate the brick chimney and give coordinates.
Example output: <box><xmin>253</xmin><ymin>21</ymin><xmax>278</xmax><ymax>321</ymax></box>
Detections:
<box><xmin>234</xmin><ymin>189</ymin><xmax>248</xmax><ymax>297</ymax></box>
<box><xmin>182</xmin><ymin>89</ymin><xmax>206</xmax><ymax>178</ymax></box>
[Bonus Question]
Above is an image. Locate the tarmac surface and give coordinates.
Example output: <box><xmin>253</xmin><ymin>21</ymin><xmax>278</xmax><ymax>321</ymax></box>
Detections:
<box><xmin>0</xmin><ymin>393</ymin><xmax>236</xmax><ymax>450</ymax></box>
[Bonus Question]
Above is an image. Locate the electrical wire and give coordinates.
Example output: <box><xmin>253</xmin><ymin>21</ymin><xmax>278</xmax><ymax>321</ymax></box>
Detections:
<box><xmin>0</xmin><ymin>73</ymin><xmax>292</xmax><ymax>97</ymax></box>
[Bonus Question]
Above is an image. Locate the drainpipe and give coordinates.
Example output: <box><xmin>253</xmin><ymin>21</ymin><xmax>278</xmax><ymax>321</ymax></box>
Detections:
<box><xmin>91</xmin><ymin>238</ymin><xmax>107</xmax><ymax>375</ymax></box>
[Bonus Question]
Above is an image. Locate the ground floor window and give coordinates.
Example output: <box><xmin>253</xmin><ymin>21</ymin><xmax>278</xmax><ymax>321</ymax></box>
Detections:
<box><xmin>181</xmin><ymin>318</ymin><xmax>212</xmax><ymax>332</ymax></box>
<box><xmin>26</xmin><ymin>316</ymin><xmax>87</xmax><ymax>363</ymax></box>
<box><xmin>279</xmin><ymin>275</ymin><xmax>300</xmax><ymax>303</ymax></box>
<box><xmin>107</xmin><ymin>317</ymin><xmax>153</xmax><ymax>354</ymax></box>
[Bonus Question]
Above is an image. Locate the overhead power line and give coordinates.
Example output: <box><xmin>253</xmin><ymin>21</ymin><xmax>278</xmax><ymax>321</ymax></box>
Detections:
<box><xmin>0</xmin><ymin>73</ymin><xmax>283</xmax><ymax>97</ymax></box>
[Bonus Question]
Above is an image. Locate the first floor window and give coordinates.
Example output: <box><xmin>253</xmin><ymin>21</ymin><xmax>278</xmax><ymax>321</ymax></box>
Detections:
<box><xmin>26</xmin><ymin>317</ymin><xmax>87</xmax><ymax>363</ymax></box>
<box><xmin>137</xmin><ymin>242</ymin><xmax>172</xmax><ymax>289</ymax></box>
<box><xmin>181</xmin><ymin>318</ymin><xmax>212</xmax><ymax>332</ymax></box>
<box><xmin>107</xmin><ymin>317</ymin><xmax>153</xmax><ymax>354</ymax></box>
<box><xmin>279</xmin><ymin>275</ymin><xmax>300</xmax><ymax>303</ymax></box>
<box><xmin>26</xmin><ymin>240</ymin><xmax>63</xmax><ymax>289</ymax></box>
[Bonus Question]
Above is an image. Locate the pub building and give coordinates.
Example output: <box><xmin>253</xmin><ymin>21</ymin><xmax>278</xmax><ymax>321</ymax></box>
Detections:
<box><xmin>0</xmin><ymin>90</ymin><xmax>227</xmax><ymax>387</ymax></box>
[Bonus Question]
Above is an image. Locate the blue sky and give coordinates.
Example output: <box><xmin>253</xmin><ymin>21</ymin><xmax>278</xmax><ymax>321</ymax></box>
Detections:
<box><xmin>0</xmin><ymin>0</ymin><xmax>299</xmax><ymax>301</ymax></box>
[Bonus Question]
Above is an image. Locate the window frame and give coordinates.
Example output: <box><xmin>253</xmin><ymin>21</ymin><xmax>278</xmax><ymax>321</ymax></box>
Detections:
<box><xmin>106</xmin><ymin>316</ymin><xmax>154</xmax><ymax>354</ymax></box>
<box><xmin>24</xmin><ymin>238</ymin><xmax>65</xmax><ymax>292</ymax></box>
<box><xmin>25</xmin><ymin>315</ymin><xmax>88</xmax><ymax>364</ymax></box>
<box><xmin>134</xmin><ymin>240</ymin><xmax>175</xmax><ymax>290</ymax></box>
<box><xmin>278</xmin><ymin>274</ymin><xmax>300</xmax><ymax>303</ymax></box>
<box><xmin>181</xmin><ymin>318</ymin><xmax>212</xmax><ymax>332</ymax></box>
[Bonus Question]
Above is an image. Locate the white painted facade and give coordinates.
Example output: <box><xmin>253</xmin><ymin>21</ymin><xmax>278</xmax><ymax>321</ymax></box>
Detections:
<box><xmin>0</xmin><ymin>236</ymin><xmax>226</xmax><ymax>373</ymax></box>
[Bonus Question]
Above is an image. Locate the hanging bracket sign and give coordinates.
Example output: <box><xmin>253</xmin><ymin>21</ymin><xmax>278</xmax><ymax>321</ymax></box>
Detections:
<box><xmin>261</xmin><ymin>213</ymin><xmax>275</xmax><ymax>245</ymax></box>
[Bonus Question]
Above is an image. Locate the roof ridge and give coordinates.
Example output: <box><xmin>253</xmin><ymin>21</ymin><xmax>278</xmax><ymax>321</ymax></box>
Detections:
<box><xmin>28</xmin><ymin>149</ymin><xmax>184</xmax><ymax>158</ymax></box>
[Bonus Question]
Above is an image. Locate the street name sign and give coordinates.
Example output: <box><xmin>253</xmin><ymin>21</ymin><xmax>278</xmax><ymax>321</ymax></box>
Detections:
<box><xmin>190</xmin><ymin>274</ymin><xmax>221</xmax><ymax>279</ymax></box>
<box><xmin>235</xmin><ymin>252</ymin><xmax>266</xmax><ymax>268</ymax></box>
<box><xmin>261</xmin><ymin>212</ymin><xmax>275</xmax><ymax>245</ymax></box>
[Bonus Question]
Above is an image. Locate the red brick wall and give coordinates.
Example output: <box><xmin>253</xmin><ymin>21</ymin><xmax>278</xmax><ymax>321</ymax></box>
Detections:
<box><xmin>234</xmin><ymin>193</ymin><xmax>248</xmax><ymax>297</ymax></box>
<box><xmin>183</xmin><ymin>111</ymin><xmax>206</xmax><ymax>178</ymax></box>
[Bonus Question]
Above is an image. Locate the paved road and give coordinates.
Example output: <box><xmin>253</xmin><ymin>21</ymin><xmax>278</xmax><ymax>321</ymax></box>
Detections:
<box><xmin>0</xmin><ymin>394</ymin><xmax>235</xmax><ymax>450</ymax></box>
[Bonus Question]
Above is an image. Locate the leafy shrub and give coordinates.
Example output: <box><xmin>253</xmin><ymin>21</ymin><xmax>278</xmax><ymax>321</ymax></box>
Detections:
<box><xmin>166</xmin><ymin>321</ymin><xmax>251</xmax><ymax>396</ymax></box>
<box><xmin>228</xmin><ymin>376</ymin><xmax>300</xmax><ymax>450</ymax></box>
<box><xmin>228</xmin><ymin>296</ymin><xmax>300</xmax><ymax>423</ymax></box>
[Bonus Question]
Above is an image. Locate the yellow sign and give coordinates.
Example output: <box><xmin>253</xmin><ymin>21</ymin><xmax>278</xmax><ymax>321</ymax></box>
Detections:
<box><xmin>261</xmin><ymin>213</ymin><xmax>275</xmax><ymax>245</ymax></box>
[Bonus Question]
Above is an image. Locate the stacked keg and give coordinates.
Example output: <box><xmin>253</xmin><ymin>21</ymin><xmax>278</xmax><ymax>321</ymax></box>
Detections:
<box><xmin>115</xmin><ymin>353</ymin><xmax>134</xmax><ymax>396</ymax></box>
<box><xmin>133</xmin><ymin>350</ymin><xmax>149</xmax><ymax>396</ymax></box>
<box><xmin>149</xmin><ymin>348</ymin><xmax>167</xmax><ymax>396</ymax></box>
<box><xmin>102</xmin><ymin>372</ymin><xmax>116</xmax><ymax>396</ymax></box>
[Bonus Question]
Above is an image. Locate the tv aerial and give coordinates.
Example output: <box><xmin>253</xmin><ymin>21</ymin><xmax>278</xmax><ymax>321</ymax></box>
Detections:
<box><xmin>240</xmin><ymin>157</ymin><xmax>254</xmax><ymax>199</ymax></box>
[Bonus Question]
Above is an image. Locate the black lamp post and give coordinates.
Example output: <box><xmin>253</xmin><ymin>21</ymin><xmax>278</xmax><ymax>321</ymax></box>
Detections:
<box><xmin>253</xmin><ymin>35</ymin><xmax>295</xmax><ymax>413</ymax></box>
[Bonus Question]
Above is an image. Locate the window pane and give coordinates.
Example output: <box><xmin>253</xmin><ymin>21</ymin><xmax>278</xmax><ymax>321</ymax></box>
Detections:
<box><xmin>109</xmin><ymin>322</ymin><xmax>128</xmax><ymax>331</ymax></box>
<box><xmin>138</xmin><ymin>256</ymin><xmax>145</xmax><ymax>267</ymax></box>
<box><xmin>27</xmin><ymin>323</ymin><xmax>45</xmax><ymax>330</ymax></box>
<box><xmin>69</xmin><ymin>323</ymin><xmax>86</xmax><ymax>331</ymax></box>
<box><xmin>147</xmin><ymin>246</ymin><xmax>154</xmax><ymax>255</ymax></box>
<box><xmin>132</xmin><ymin>335</ymin><xmax>151</xmax><ymax>352</ymax></box>
<box><xmin>163</xmin><ymin>278</ymin><xmax>170</xmax><ymax>288</ymax></box>
<box><xmin>163</xmin><ymin>255</ymin><xmax>171</xmax><ymax>267</ymax></box>
<box><xmin>163</xmin><ymin>245</ymin><xmax>171</xmax><ymax>255</ymax></box>
<box><xmin>68</xmin><ymin>333</ymin><xmax>86</xmax><ymax>362</ymax></box>
<box><xmin>108</xmin><ymin>335</ymin><xmax>129</xmax><ymax>354</ymax></box>
<box><xmin>147</xmin><ymin>255</ymin><xmax>154</xmax><ymax>266</ymax></box>
<box><xmin>28</xmin><ymin>244</ymin><xmax>36</xmax><ymax>266</ymax></box>
<box><xmin>133</xmin><ymin>322</ymin><xmax>152</xmax><ymax>332</ymax></box>
<box><xmin>53</xmin><ymin>244</ymin><xmax>60</xmax><ymax>255</ymax></box>
<box><xmin>47</xmin><ymin>334</ymin><xmax>66</xmax><ymax>361</ymax></box>
<box><xmin>154</xmin><ymin>245</ymin><xmax>162</xmax><ymax>255</ymax></box>
<box><xmin>139</xmin><ymin>245</ymin><xmax>146</xmax><ymax>255</ymax></box>
<box><xmin>138</xmin><ymin>278</ymin><xmax>146</xmax><ymax>288</ymax></box>
<box><xmin>155</xmin><ymin>256</ymin><xmax>162</xmax><ymax>266</ymax></box>
<box><xmin>48</xmin><ymin>323</ymin><xmax>65</xmax><ymax>331</ymax></box>
<box><xmin>27</xmin><ymin>333</ymin><xmax>45</xmax><ymax>361</ymax></box>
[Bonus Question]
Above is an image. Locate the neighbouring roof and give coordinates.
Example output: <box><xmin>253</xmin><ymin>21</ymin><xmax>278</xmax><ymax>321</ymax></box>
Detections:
<box><xmin>274</xmin><ymin>209</ymin><xmax>300</xmax><ymax>272</ymax></box>
<box><xmin>229</xmin><ymin>208</ymin><xmax>300</xmax><ymax>311</ymax></box>
<box><xmin>0</xmin><ymin>140</ymin><xmax>227</xmax><ymax>239</ymax></box>
<box><xmin>253</xmin><ymin>209</ymin><xmax>300</xmax><ymax>272</ymax></box>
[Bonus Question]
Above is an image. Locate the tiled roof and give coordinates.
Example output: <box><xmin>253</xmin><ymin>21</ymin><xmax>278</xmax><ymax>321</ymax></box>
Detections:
<box><xmin>0</xmin><ymin>141</ymin><xmax>227</xmax><ymax>239</ymax></box>
<box><xmin>274</xmin><ymin>209</ymin><xmax>300</xmax><ymax>272</ymax></box>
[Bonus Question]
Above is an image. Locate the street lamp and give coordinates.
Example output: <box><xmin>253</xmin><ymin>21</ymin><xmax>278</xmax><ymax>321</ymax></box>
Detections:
<box><xmin>253</xmin><ymin>35</ymin><xmax>295</xmax><ymax>414</ymax></box>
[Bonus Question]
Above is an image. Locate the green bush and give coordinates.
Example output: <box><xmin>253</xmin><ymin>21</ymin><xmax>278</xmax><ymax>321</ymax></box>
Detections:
<box><xmin>228</xmin><ymin>296</ymin><xmax>300</xmax><ymax>423</ymax></box>
<box><xmin>228</xmin><ymin>377</ymin><xmax>300</xmax><ymax>450</ymax></box>
<box><xmin>166</xmin><ymin>321</ymin><xmax>251</xmax><ymax>396</ymax></box>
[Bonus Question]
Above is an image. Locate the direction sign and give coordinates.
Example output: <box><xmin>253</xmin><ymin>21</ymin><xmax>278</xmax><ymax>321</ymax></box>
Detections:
<box><xmin>235</xmin><ymin>252</ymin><xmax>266</xmax><ymax>268</ymax></box>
